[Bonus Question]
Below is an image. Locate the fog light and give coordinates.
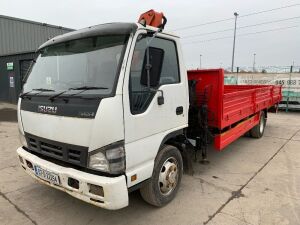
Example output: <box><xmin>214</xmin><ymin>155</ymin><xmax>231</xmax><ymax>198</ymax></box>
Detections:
<box><xmin>89</xmin><ymin>184</ymin><xmax>104</xmax><ymax>197</ymax></box>
<box><xmin>68</xmin><ymin>177</ymin><xmax>79</xmax><ymax>189</ymax></box>
<box><xmin>26</xmin><ymin>160</ymin><xmax>33</xmax><ymax>170</ymax></box>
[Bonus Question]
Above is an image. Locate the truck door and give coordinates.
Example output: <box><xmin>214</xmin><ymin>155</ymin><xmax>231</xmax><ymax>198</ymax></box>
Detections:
<box><xmin>123</xmin><ymin>33</ymin><xmax>188</xmax><ymax>186</ymax></box>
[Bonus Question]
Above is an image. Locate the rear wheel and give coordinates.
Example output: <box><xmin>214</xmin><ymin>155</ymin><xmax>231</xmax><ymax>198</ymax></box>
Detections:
<box><xmin>250</xmin><ymin>111</ymin><xmax>266</xmax><ymax>138</ymax></box>
<box><xmin>140</xmin><ymin>145</ymin><xmax>183</xmax><ymax>207</ymax></box>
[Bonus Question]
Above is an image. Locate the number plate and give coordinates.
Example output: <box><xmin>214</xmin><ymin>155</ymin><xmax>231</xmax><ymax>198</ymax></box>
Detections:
<box><xmin>34</xmin><ymin>165</ymin><xmax>60</xmax><ymax>185</ymax></box>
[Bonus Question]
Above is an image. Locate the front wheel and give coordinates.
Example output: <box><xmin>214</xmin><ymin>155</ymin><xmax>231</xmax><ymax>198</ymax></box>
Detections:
<box><xmin>250</xmin><ymin>111</ymin><xmax>266</xmax><ymax>138</ymax></box>
<box><xmin>140</xmin><ymin>145</ymin><xmax>183</xmax><ymax>207</ymax></box>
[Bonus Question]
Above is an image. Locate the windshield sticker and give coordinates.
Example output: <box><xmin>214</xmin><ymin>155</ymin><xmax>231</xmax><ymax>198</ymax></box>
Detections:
<box><xmin>46</xmin><ymin>77</ymin><xmax>52</xmax><ymax>85</ymax></box>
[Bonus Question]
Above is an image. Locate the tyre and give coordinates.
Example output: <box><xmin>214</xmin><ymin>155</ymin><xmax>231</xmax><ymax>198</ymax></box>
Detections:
<box><xmin>140</xmin><ymin>145</ymin><xmax>183</xmax><ymax>207</ymax></box>
<box><xmin>250</xmin><ymin>111</ymin><xmax>266</xmax><ymax>138</ymax></box>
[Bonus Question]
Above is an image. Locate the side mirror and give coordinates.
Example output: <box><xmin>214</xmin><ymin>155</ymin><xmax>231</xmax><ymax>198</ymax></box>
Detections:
<box><xmin>140</xmin><ymin>47</ymin><xmax>164</xmax><ymax>88</ymax></box>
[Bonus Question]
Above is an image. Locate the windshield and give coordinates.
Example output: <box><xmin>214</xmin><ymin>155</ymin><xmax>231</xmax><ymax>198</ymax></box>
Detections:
<box><xmin>23</xmin><ymin>35</ymin><xmax>128</xmax><ymax>95</ymax></box>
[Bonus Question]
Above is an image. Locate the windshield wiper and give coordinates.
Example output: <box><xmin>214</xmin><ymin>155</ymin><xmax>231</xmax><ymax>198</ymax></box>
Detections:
<box><xmin>69</xmin><ymin>86</ymin><xmax>108</xmax><ymax>90</ymax></box>
<box><xmin>48</xmin><ymin>86</ymin><xmax>108</xmax><ymax>102</ymax></box>
<box><xmin>32</xmin><ymin>88</ymin><xmax>55</xmax><ymax>92</ymax></box>
<box><xmin>20</xmin><ymin>88</ymin><xmax>55</xmax><ymax>99</ymax></box>
<box><xmin>49</xmin><ymin>90</ymin><xmax>67</xmax><ymax>101</ymax></box>
<box><xmin>20</xmin><ymin>90</ymin><xmax>34</xmax><ymax>99</ymax></box>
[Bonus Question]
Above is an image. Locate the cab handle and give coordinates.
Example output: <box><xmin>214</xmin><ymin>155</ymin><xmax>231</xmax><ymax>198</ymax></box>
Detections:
<box><xmin>176</xmin><ymin>106</ymin><xmax>183</xmax><ymax>115</ymax></box>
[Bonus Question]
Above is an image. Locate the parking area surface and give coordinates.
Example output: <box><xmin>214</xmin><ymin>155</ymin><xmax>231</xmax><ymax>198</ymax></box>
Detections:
<box><xmin>0</xmin><ymin>102</ymin><xmax>299</xmax><ymax>225</ymax></box>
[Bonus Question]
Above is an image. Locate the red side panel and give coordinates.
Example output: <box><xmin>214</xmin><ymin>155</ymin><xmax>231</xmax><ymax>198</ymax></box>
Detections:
<box><xmin>187</xmin><ymin>69</ymin><xmax>282</xmax><ymax>130</ymax></box>
<box><xmin>214</xmin><ymin>113</ymin><xmax>260</xmax><ymax>150</ymax></box>
<box><xmin>222</xmin><ymin>85</ymin><xmax>282</xmax><ymax>128</ymax></box>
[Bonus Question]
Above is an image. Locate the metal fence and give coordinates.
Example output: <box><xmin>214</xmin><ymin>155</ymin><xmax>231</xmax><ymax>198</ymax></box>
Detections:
<box><xmin>224</xmin><ymin>69</ymin><xmax>300</xmax><ymax>111</ymax></box>
<box><xmin>226</xmin><ymin>65</ymin><xmax>300</xmax><ymax>74</ymax></box>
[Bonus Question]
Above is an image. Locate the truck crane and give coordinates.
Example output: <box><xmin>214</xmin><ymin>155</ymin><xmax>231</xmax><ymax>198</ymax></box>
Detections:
<box><xmin>17</xmin><ymin>10</ymin><xmax>282</xmax><ymax>209</ymax></box>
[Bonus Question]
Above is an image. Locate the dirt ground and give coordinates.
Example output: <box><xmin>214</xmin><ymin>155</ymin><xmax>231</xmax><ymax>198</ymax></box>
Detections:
<box><xmin>0</xmin><ymin>102</ymin><xmax>17</xmax><ymax>122</ymax></box>
<box><xmin>0</xmin><ymin>102</ymin><xmax>300</xmax><ymax>225</ymax></box>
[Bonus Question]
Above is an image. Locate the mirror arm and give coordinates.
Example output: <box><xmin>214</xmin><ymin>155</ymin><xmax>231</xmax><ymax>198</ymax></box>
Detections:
<box><xmin>146</xmin><ymin>47</ymin><xmax>151</xmax><ymax>89</ymax></box>
<box><xmin>157</xmin><ymin>90</ymin><xmax>164</xmax><ymax>105</ymax></box>
<box><xmin>145</xmin><ymin>28</ymin><xmax>162</xmax><ymax>89</ymax></box>
<box><xmin>157</xmin><ymin>89</ymin><xmax>164</xmax><ymax>97</ymax></box>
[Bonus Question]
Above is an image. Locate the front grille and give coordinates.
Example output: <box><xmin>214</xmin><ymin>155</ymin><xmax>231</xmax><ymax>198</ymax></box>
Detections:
<box><xmin>25</xmin><ymin>133</ymin><xmax>88</xmax><ymax>167</ymax></box>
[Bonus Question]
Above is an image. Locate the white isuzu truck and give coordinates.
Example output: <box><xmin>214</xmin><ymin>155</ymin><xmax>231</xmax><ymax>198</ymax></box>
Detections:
<box><xmin>17</xmin><ymin>11</ymin><xmax>190</xmax><ymax>209</ymax></box>
<box><xmin>16</xmin><ymin>10</ymin><xmax>281</xmax><ymax>210</ymax></box>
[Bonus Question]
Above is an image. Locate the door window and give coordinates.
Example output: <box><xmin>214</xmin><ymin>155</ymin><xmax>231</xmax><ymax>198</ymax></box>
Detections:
<box><xmin>129</xmin><ymin>35</ymin><xmax>180</xmax><ymax>114</ymax></box>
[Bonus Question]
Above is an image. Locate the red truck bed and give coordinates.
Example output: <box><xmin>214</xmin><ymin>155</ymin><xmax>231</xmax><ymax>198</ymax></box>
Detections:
<box><xmin>187</xmin><ymin>69</ymin><xmax>282</xmax><ymax>150</ymax></box>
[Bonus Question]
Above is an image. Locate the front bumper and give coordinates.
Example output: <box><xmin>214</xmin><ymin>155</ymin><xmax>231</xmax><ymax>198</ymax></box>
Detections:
<box><xmin>17</xmin><ymin>147</ymin><xmax>129</xmax><ymax>210</ymax></box>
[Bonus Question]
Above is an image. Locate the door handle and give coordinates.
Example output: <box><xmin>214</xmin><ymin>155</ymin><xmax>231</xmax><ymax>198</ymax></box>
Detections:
<box><xmin>176</xmin><ymin>106</ymin><xmax>183</xmax><ymax>115</ymax></box>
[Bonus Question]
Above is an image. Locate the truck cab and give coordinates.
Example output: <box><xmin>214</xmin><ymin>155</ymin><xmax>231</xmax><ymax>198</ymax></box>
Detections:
<box><xmin>17</xmin><ymin>22</ymin><xmax>189</xmax><ymax>209</ymax></box>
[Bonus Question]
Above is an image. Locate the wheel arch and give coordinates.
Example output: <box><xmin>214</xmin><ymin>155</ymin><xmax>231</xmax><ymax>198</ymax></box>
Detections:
<box><xmin>159</xmin><ymin>129</ymin><xmax>184</xmax><ymax>151</ymax></box>
<box><xmin>158</xmin><ymin>129</ymin><xmax>193</xmax><ymax>175</ymax></box>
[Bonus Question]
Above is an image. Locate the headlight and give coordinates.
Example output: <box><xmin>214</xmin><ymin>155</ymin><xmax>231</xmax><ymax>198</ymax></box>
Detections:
<box><xmin>88</xmin><ymin>141</ymin><xmax>125</xmax><ymax>174</ymax></box>
<box><xmin>18</xmin><ymin>127</ymin><xmax>28</xmax><ymax>147</ymax></box>
<box><xmin>89</xmin><ymin>152</ymin><xmax>109</xmax><ymax>172</ymax></box>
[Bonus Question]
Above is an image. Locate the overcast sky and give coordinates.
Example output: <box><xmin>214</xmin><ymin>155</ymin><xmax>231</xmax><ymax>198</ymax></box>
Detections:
<box><xmin>1</xmin><ymin>0</ymin><xmax>299</xmax><ymax>69</ymax></box>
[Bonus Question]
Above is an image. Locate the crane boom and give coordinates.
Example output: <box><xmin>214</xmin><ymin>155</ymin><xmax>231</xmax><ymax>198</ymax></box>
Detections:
<box><xmin>138</xmin><ymin>9</ymin><xmax>167</xmax><ymax>30</ymax></box>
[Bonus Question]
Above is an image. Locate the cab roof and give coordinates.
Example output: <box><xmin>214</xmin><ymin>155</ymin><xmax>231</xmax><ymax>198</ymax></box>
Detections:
<box><xmin>38</xmin><ymin>23</ymin><xmax>137</xmax><ymax>50</ymax></box>
<box><xmin>38</xmin><ymin>22</ymin><xmax>178</xmax><ymax>51</ymax></box>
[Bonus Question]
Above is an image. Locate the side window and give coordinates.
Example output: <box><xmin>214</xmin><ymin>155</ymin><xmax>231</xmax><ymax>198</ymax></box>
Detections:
<box><xmin>129</xmin><ymin>35</ymin><xmax>180</xmax><ymax>114</ymax></box>
<box><xmin>155</xmin><ymin>38</ymin><xmax>180</xmax><ymax>85</ymax></box>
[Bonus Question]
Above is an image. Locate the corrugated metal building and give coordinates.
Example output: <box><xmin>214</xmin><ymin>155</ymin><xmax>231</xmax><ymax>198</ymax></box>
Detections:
<box><xmin>0</xmin><ymin>15</ymin><xmax>74</xmax><ymax>103</ymax></box>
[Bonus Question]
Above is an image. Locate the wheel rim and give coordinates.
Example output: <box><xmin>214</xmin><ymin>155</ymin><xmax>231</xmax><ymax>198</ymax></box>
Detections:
<box><xmin>259</xmin><ymin>116</ymin><xmax>265</xmax><ymax>133</ymax></box>
<box><xmin>158</xmin><ymin>157</ymin><xmax>179</xmax><ymax>196</ymax></box>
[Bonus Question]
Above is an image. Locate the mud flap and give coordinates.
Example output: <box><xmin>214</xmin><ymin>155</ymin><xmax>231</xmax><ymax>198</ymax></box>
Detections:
<box><xmin>181</xmin><ymin>143</ymin><xmax>194</xmax><ymax>176</ymax></box>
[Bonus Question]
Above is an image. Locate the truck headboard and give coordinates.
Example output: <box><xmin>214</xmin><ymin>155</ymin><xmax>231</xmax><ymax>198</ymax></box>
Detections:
<box><xmin>187</xmin><ymin>69</ymin><xmax>224</xmax><ymax>128</ymax></box>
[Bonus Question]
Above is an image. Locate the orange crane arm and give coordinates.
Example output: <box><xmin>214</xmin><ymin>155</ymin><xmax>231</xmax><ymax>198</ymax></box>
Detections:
<box><xmin>138</xmin><ymin>9</ymin><xmax>167</xmax><ymax>30</ymax></box>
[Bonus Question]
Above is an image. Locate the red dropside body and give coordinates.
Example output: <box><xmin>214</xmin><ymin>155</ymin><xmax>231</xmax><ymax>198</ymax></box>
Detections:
<box><xmin>187</xmin><ymin>69</ymin><xmax>282</xmax><ymax>150</ymax></box>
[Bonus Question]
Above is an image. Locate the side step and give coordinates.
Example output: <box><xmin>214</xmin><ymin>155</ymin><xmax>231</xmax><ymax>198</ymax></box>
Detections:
<box><xmin>214</xmin><ymin>113</ymin><xmax>260</xmax><ymax>150</ymax></box>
